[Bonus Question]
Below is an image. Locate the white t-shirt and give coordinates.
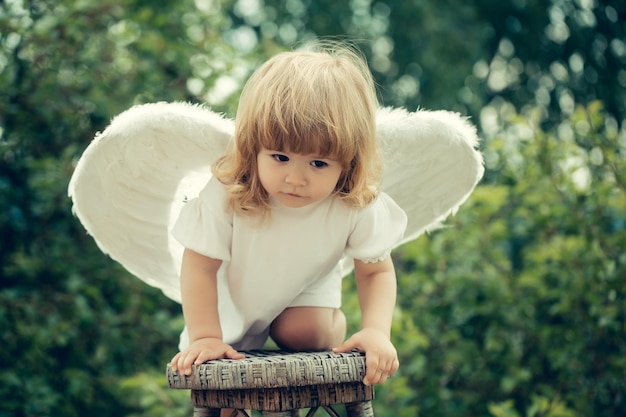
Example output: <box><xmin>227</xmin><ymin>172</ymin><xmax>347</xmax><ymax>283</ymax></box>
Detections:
<box><xmin>171</xmin><ymin>177</ymin><xmax>407</xmax><ymax>350</ymax></box>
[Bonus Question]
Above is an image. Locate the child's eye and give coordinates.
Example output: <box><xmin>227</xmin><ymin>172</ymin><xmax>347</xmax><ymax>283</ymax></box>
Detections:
<box><xmin>310</xmin><ymin>160</ymin><xmax>328</xmax><ymax>168</ymax></box>
<box><xmin>272</xmin><ymin>154</ymin><xmax>289</xmax><ymax>162</ymax></box>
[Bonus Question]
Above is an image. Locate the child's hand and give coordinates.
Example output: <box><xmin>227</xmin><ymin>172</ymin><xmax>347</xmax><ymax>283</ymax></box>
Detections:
<box><xmin>332</xmin><ymin>328</ymin><xmax>399</xmax><ymax>385</ymax></box>
<box><xmin>170</xmin><ymin>337</ymin><xmax>245</xmax><ymax>375</ymax></box>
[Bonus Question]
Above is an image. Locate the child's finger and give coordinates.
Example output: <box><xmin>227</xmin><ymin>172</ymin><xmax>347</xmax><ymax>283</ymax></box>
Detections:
<box><xmin>363</xmin><ymin>354</ymin><xmax>380</xmax><ymax>385</ymax></box>
<box><xmin>365</xmin><ymin>356</ymin><xmax>399</xmax><ymax>385</ymax></box>
<box><xmin>389</xmin><ymin>357</ymin><xmax>400</xmax><ymax>375</ymax></box>
<box><xmin>332</xmin><ymin>337</ymin><xmax>360</xmax><ymax>354</ymax></box>
<box><xmin>181</xmin><ymin>352</ymin><xmax>198</xmax><ymax>375</ymax></box>
<box><xmin>225</xmin><ymin>347</ymin><xmax>245</xmax><ymax>360</ymax></box>
<box><xmin>170</xmin><ymin>352</ymin><xmax>182</xmax><ymax>372</ymax></box>
<box><xmin>194</xmin><ymin>350</ymin><xmax>214</xmax><ymax>365</ymax></box>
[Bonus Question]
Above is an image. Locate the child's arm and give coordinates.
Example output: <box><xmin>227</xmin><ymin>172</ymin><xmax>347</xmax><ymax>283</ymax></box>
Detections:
<box><xmin>170</xmin><ymin>248</ymin><xmax>244</xmax><ymax>375</ymax></box>
<box><xmin>333</xmin><ymin>257</ymin><xmax>399</xmax><ymax>385</ymax></box>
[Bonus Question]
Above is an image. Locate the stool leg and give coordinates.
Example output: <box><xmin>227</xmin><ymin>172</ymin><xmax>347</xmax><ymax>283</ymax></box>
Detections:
<box><xmin>345</xmin><ymin>401</ymin><xmax>374</xmax><ymax>417</ymax></box>
<box><xmin>320</xmin><ymin>406</ymin><xmax>343</xmax><ymax>417</ymax></box>
<box><xmin>193</xmin><ymin>407</ymin><xmax>221</xmax><ymax>417</ymax></box>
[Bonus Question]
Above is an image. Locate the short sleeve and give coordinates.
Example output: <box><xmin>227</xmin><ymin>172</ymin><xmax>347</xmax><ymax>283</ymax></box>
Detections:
<box><xmin>346</xmin><ymin>192</ymin><xmax>408</xmax><ymax>263</ymax></box>
<box><xmin>171</xmin><ymin>177</ymin><xmax>232</xmax><ymax>261</ymax></box>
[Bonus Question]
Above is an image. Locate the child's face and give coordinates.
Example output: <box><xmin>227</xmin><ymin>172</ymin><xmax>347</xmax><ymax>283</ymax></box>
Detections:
<box><xmin>257</xmin><ymin>148</ymin><xmax>343</xmax><ymax>208</ymax></box>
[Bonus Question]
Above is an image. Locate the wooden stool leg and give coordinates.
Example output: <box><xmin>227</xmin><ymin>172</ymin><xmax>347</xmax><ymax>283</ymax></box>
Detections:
<box><xmin>320</xmin><ymin>406</ymin><xmax>342</xmax><ymax>417</ymax></box>
<box><xmin>345</xmin><ymin>401</ymin><xmax>374</xmax><ymax>417</ymax></box>
<box><xmin>193</xmin><ymin>407</ymin><xmax>221</xmax><ymax>417</ymax></box>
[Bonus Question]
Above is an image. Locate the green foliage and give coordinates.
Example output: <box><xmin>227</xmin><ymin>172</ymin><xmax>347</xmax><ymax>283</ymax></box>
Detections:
<box><xmin>369</xmin><ymin>102</ymin><xmax>625</xmax><ymax>417</ymax></box>
<box><xmin>117</xmin><ymin>372</ymin><xmax>192</xmax><ymax>417</ymax></box>
<box><xmin>1</xmin><ymin>0</ymin><xmax>625</xmax><ymax>416</ymax></box>
<box><xmin>0</xmin><ymin>0</ymin><xmax>237</xmax><ymax>416</ymax></box>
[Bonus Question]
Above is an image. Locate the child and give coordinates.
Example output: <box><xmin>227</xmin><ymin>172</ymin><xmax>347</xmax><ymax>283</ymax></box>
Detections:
<box><xmin>169</xmin><ymin>43</ymin><xmax>408</xmax><ymax>386</ymax></box>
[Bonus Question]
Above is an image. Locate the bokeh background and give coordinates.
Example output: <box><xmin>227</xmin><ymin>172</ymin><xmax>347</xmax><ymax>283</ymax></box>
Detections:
<box><xmin>1</xmin><ymin>1</ymin><xmax>624</xmax><ymax>416</ymax></box>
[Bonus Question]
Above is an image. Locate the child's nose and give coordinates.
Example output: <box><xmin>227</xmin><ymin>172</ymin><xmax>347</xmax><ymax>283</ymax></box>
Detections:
<box><xmin>285</xmin><ymin>166</ymin><xmax>307</xmax><ymax>186</ymax></box>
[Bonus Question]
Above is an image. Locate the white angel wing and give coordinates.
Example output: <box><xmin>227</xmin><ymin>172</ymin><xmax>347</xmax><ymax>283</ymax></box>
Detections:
<box><xmin>68</xmin><ymin>102</ymin><xmax>233</xmax><ymax>302</ymax></box>
<box><xmin>377</xmin><ymin>107</ymin><xmax>483</xmax><ymax>245</ymax></box>
<box><xmin>69</xmin><ymin>102</ymin><xmax>482</xmax><ymax>303</ymax></box>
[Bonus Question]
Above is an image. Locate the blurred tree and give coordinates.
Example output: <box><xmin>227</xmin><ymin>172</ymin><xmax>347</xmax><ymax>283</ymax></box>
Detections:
<box><xmin>472</xmin><ymin>0</ymin><xmax>626</xmax><ymax>126</ymax></box>
<box><xmin>1</xmin><ymin>0</ymin><xmax>625</xmax><ymax>416</ymax></box>
<box><xmin>0</xmin><ymin>0</ymin><xmax>250</xmax><ymax>415</ymax></box>
<box><xmin>367</xmin><ymin>101</ymin><xmax>625</xmax><ymax>417</ymax></box>
<box><xmin>257</xmin><ymin>0</ymin><xmax>626</xmax><ymax>127</ymax></box>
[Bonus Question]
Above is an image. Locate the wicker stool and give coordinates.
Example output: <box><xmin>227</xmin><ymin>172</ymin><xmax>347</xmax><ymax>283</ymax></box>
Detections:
<box><xmin>167</xmin><ymin>350</ymin><xmax>375</xmax><ymax>417</ymax></box>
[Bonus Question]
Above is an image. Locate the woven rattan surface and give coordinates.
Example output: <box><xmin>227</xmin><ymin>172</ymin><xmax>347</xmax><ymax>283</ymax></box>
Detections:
<box><xmin>191</xmin><ymin>381</ymin><xmax>373</xmax><ymax>410</ymax></box>
<box><xmin>167</xmin><ymin>350</ymin><xmax>368</xmax><ymax>390</ymax></box>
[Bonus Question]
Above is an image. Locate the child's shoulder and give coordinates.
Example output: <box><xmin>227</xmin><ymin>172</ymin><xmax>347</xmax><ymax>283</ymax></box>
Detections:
<box><xmin>195</xmin><ymin>176</ymin><xmax>229</xmax><ymax>207</ymax></box>
<box><xmin>349</xmin><ymin>190</ymin><xmax>403</xmax><ymax>212</ymax></box>
<box><xmin>353</xmin><ymin>191</ymin><xmax>407</xmax><ymax>223</ymax></box>
<box><xmin>327</xmin><ymin>191</ymin><xmax>406</xmax><ymax>225</ymax></box>
<box><xmin>199</xmin><ymin>176</ymin><xmax>225</xmax><ymax>193</ymax></box>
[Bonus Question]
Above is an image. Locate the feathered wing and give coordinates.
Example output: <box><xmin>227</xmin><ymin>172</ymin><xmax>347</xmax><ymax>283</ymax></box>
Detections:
<box><xmin>68</xmin><ymin>102</ymin><xmax>233</xmax><ymax>302</ymax></box>
<box><xmin>377</xmin><ymin>107</ymin><xmax>484</xmax><ymax>246</ymax></box>
<box><xmin>69</xmin><ymin>103</ymin><xmax>482</xmax><ymax>303</ymax></box>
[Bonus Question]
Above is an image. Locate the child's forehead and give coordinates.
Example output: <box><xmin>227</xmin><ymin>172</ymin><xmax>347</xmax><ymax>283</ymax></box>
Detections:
<box><xmin>260</xmin><ymin>130</ymin><xmax>338</xmax><ymax>154</ymax></box>
<box><xmin>262</xmin><ymin>146</ymin><xmax>337</xmax><ymax>159</ymax></box>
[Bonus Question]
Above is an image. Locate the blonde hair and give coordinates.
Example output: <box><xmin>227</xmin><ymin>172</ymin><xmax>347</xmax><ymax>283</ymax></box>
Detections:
<box><xmin>213</xmin><ymin>41</ymin><xmax>381</xmax><ymax>216</ymax></box>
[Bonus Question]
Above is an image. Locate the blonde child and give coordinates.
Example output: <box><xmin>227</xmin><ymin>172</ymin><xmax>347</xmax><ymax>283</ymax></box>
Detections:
<box><xmin>169</xmin><ymin>43</ymin><xmax>407</xmax><ymax>386</ymax></box>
